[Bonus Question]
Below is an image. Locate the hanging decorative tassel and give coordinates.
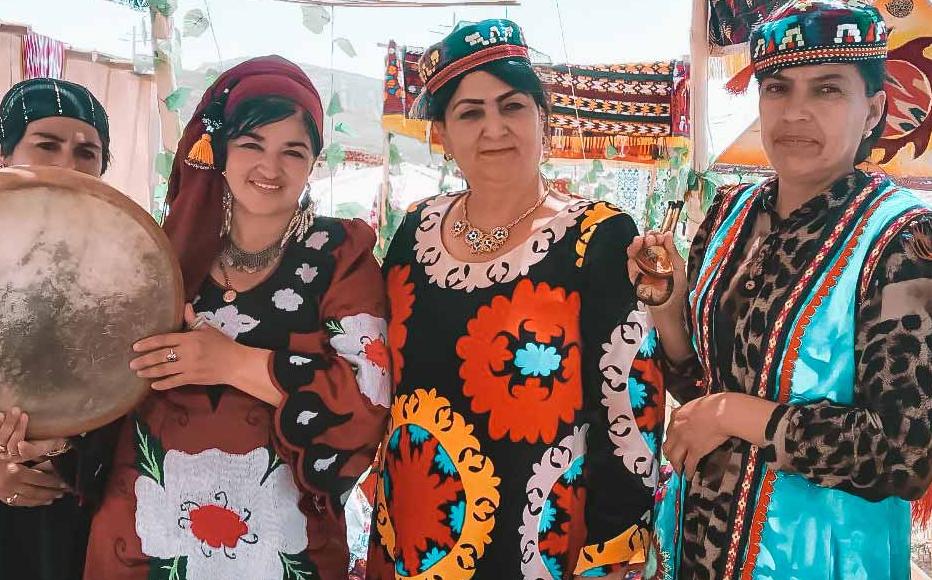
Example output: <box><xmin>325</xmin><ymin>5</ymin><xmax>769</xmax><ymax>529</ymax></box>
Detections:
<box><xmin>725</xmin><ymin>63</ymin><xmax>756</xmax><ymax>95</ymax></box>
<box><xmin>913</xmin><ymin>486</ymin><xmax>932</xmax><ymax>528</ymax></box>
<box><xmin>185</xmin><ymin>132</ymin><xmax>215</xmax><ymax>170</ymax></box>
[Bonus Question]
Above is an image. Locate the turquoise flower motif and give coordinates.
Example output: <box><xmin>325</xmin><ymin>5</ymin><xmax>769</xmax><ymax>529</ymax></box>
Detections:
<box><xmin>388</xmin><ymin>428</ymin><xmax>401</xmax><ymax>451</ymax></box>
<box><xmin>408</xmin><ymin>424</ymin><xmax>430</xmax><ymax>445</ymax></box>
<box><xmin>562</xmin><ymin>456</ymin><xmax>584</xmax><ymax>484</ymax></box>
<box><xmin>514</xmin><ymin>343</ymin><xmax>562</xmax><ymax>377</ymax></box>
<box><xmin>448</xmin><ymin>500</ymin><xmax>466</xmax><ymax>535</ymax></box>
<box><xmin>642</xmin><ymin>431</ymin><xmax>658</xmax><ymax>455</ymax></box>
<box><xmin>542</xmin><ymin>553</ymin><xmax>563</xmax><ymax>580</ymax></box>
<box><xmin>628</xmin><ymin>376</ymin><xmax>648</xmax><ymax>410</ymax></box>
<box><xmin>539</xmin><ymin>499</ymin><xmax>557</xmax><ymax>534</ymax></box>
<box><xmin>395</xmin><ymin>558</ymin><xmax>409</xmax><ymax>576</ymax></box>
<box><xmin>419</xmin><ymin>546</ymin><xmax>448</xmax><ymax>572</ymax></box>
<box><xmin>640</xmin><ymin>328</ymin><xmax>658</xmax><ymax>356</ymax></box>
<box><xmin>434</xmin><ymin>444</ymin><xmax>457</xmax><ymax>476</ymax></box>
<box><xmin>382</xmin><ymin>468</ymin><xmax>392</xmax><ymax>500</ymax></box>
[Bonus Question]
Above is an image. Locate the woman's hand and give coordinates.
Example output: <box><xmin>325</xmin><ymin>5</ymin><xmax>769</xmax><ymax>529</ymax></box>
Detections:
<box><xmin>626</xmin><ymin>230</ymin><xmax>688</xmax><ymax>314</ymax></box>
<box><xmin>131</xmin><ymin>304</ymin><xmax>248</xmax><ymax>391</ymax></box>
<box><xmin>663</xmin><ymin>393</ymin><xmax>730</xmax><ymax>480</ymax></box>
<box><xmin>0</xmin><ymin>409</ymin><xmax>69</xmax><ymax>463</ymax></box>
<box><xmin>0</xmin><ymin>460</ymin><xmax>68</xmax><ymax>507</ymax></box>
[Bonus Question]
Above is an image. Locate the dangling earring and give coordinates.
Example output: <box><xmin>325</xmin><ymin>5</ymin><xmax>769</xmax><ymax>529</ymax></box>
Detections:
<box><xmin>282</xmin><ymin>184</ymin><xmax>316</xmax><ymax>247</ymax></box>
<box><xmin>443</xmin><ymin>152</ymin><xmax>454</xmax><ymax>162</ymax></box>
<box><xmin>220</xmin><ymin>187</ymin><xmax>233</xmax><ymax>239</ymax></box>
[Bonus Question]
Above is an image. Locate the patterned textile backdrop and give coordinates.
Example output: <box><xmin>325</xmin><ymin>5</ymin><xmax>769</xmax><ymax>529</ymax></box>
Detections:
<box><xmin>22</xmin><ymin>32</ymin><xmax>64</xmax><ymax>80</ymax></box>
<box><xmin>709</xmin><ymin>0</ymin><xmax>783</xmax><ymax>47</ymax></box>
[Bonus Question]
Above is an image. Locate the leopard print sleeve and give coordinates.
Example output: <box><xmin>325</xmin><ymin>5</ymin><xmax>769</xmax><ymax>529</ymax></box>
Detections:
<box><xmin>765</xmin><ymin>213</ymin><xmax>932</xmax><ymax>501</ymax></box>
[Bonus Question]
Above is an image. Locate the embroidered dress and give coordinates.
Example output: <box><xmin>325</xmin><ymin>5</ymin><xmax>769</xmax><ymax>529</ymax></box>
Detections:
<box><xmin>367</xmin><ymin>194</ymin><xmax>661</xmax><ymax>579</ymax></box>
<box><xmin>85</xmin><ymin>218</ymin><xmax>389</xmax><ymax>580</ymax></box>
<box><xmin>648</xmin><ymin>172</ymin><xmax>932</xmax><ymax>579</ymax></box>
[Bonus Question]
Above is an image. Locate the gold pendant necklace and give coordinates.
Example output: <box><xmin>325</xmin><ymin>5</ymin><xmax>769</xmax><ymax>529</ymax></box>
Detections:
<box><xmin>450</xmin><ymin>186</ymin><xmax>550</xmax><ymax>255</ymax></box>
<box><xmin>218</xmin><ymin>260</ymin><xmax>237</xmax><ymax>303</ymax></box>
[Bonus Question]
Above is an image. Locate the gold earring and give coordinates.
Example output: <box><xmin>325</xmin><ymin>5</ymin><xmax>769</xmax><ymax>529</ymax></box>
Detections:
<box><xmin>220</xmin><ymin>187</ymin><xmax>233</xmax><ymax>239</ymax></box>
<box><xmin>282</xmin><ymin>185</ymin><xmax>316</xmax><ymax>247</ymax></box>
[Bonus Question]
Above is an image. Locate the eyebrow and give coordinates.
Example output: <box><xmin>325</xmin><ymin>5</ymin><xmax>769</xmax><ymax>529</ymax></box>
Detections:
<box><xmin>240</xmin><ymin>132</ymin><xmax>309</xmax><ymax>149</ymax></box>
<box><xmin>769</xmin><ymin>72</ymin><xmax>848</xmax><ymax>83</ymax></box>
<box><xmin>451</xmin><ymin>89</ymin><xmax>524</xmax><ymax>110</ymax></box>
<box><xmin>31</xmin><ymin>131</ymin><xmax>101</xmax><ymax>150</ymax></box>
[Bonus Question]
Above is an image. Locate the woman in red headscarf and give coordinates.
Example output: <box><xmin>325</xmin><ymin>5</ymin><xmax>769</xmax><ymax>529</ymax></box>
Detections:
<box><xmin>84</xmin><ymin>56</ymin><xmax>389</xmax><ymax>580</ymax></box>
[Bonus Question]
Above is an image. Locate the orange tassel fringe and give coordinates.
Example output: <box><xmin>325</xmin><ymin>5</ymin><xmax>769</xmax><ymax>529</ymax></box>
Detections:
<box><xmin>185</xmin><ymin>132</ymin><xmax>215</xmax><ymax>170</ymax></box>
<box><xmin>725</xmin><ymin>63</ymin><xmax>756</xmax><ymax>95</ymax></box>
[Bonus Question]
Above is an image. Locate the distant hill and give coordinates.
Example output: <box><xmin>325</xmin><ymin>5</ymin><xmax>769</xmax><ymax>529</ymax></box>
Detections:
<box><xmin>177</xmin><ymin>58</ymin><xmax>432</xmax><ymax>165</ymax></box>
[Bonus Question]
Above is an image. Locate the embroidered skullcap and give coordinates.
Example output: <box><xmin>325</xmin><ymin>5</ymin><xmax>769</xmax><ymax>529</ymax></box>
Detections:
<box><xmin>410</xmin><ymin>19</ymin><xmax>531</xmax><ymax>119</ymax></box>
<box><xmin>0</xmin><ymin>78</ymin><xmax>110</xmax><ymax>170</ymax></box>
<box><xmin>726</xmin><ymin>0</ymin><xmax>888</xmax><ymax>93</ymax></box>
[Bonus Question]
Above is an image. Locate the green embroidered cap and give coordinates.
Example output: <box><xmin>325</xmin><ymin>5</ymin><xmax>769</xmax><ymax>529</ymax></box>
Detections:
<box><xmin>411</xmin><ymin>18</ymin><xmax>531</xmax><ymax>118</ymax></box>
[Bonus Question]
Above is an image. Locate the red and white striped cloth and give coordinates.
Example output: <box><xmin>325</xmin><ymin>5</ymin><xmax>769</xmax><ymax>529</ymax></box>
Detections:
<box><xmin>22</xmin><ymin>32</ymin><xmax>65</xmax><ymax>80</ymax></box>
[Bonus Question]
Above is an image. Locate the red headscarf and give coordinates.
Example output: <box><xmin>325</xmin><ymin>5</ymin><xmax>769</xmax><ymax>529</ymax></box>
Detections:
<box><xmin>164</xmin><ymin>55</ymin><xmax>324</xmax><ymax>300</ymax></box>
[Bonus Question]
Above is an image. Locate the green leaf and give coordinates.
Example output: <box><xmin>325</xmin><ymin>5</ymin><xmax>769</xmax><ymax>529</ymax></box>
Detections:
<box><xmin>594</xmin><ymin>184</ymin><xmax>610</xmax><ymax>199</ymax></box>
<box><xmin>152</xmin><ymin>0</ymin><xmax>177</xmax><ymax>17</ymax></box>
<box><xmin>326</xmin><ymin>93</ymin><xmax>343</xmax><ymax>116</ymax></box>
<box><xmin>605</xmin><ymin>143</ymin><xmax>618</xmax><ymax>159</ymax></box>
<box><xmin>388</xmin><ymin>142</ymin><xmax>402</xmax><ymax>167</ymax></box>
<box><xmin>151</xmin><ymin>556</ymin><xmax>186</xmax><ymax>580</ymax></box>
<box><xmin>334</xmin><ymin>201</ymin><xmax>366</xmax><ymax>219</ymax></box>
<box><xmin>301</xmin><ymin>5</ymin><xmax>331</xmax><ymax>34</ymax></box>
<box><xmin>334</xmin><ymin>122</ymin><xmax>353</xmax><ymax>136</ymax></box>
<box><xmin>333</xmin><ymin>37</ymin><xmax>357</xmax><ymax>58</ymax></box>
<box><xmin>155</xmin><ymin>151</ymin><xmax>174</xmax><ymax>180</ymax></box>
<box><xmin>686</xmin><ymin>169</ymin><xmax>699</xmax><ymax>191</ymax></box>
<box><xmin>203</xmin><ymin>67</ymin><xmax>220</xmax><ymax>85</ymax></box>
<box><xmin>280</xmin><ymin>552</ymin><xmax>315</xmax><ymax>580</ymax></box>
<box><xmin>591</xmin><ymin>159</ymin><xmax>604</xmax><ymax>174</ymax></box>
<box><xmin>134</xmin><ymin>419</ymin><xmax>166</xmax><ymax>487</ymax></box>
<box><xmin>325</xmin><ymin>319</ymin><xmax>345</xmax><ymax>335</ymax></box>
<box><xmin>182</xmin><ymin>9</ymin><xmax>209</xmax><ymax>38</ymax></box>
<box><xmin>164</xmin><ymin>87</ymin><xmax>191</xmax><ymax>112</ymax></box>
<box><xmin>322</xmin><ymin>142</ymin><xmax>345</xmax><ymax>170</ymax></box>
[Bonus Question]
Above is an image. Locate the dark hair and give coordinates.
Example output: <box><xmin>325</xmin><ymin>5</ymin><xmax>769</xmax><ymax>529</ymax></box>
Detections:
<box><xmin>853</xmin><ymin>60</ymin><xmax>887</xmax><ymax>165</ymax></box>
<box><xmin>0</xmin><ymin>117</ymin><xmax>112</xmax><ymax>174</ymax></box>
<box><xmin>216</xmin><ymin>95</ymin><xmax>322</xmax><ymax>169</ymax></box>
<box><xmin>427</xmin><ymin>58</ymin><xmax>550</xmax><ymax>121</ymax></box>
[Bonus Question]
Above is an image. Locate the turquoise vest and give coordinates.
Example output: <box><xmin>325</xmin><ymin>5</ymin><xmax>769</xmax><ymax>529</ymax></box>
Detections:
<box><xmin>647</xmin><ymin>177</ymin><xmax>930</xmax><ymax>580</ymax></box>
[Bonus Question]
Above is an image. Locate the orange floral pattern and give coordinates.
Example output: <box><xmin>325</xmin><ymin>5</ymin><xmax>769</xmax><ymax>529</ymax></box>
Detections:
<box><xmin>387</xmin><ymin>264</ymin><xmax>415</xmax><ymax>386</ymax></box>
<box><xmin>456</xmin><ymin>279</ymin><xmax>582</xmax><ymax>444</ymax></box>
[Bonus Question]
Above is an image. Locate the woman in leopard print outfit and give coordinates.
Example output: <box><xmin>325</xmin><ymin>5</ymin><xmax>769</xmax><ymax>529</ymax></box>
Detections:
<box><xmin>631</xmin><ymin>2</ymin><xmax>932</xmax><ymax>578</ymax></box>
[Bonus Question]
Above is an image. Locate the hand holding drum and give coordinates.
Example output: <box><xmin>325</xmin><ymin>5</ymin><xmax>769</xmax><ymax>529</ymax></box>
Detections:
<box><xmin>0</xmin><ymin>166</ymin><xmax>184</xmax><ymax>439</ymax></box>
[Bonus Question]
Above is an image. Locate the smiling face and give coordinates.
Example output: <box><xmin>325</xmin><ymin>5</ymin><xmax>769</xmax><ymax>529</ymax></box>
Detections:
<box><xmin>434</xmin><ymin>70</ymin><xmax>545</xmax><ymax>188</ymax></box>
<box><xmin>223</xmin><ymin>112</ymin><xmax>316</xmax><ymax>220</ymax></box>
<box><xmin>759</xmin><ymin>63</ymin><xmax>886</xmax><ymax>185</ymax></box>
<box><xmin>2</xmin><ymin>116</ymin><xmax>104</xmax><ymax>177</ymax></box>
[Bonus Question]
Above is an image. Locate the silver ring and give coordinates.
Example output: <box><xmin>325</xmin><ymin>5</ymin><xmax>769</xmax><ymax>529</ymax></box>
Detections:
<box><xmin>166</xmin><ymin>349</ymin><xmax>179</xmax><ymax>363</ymax></box>
<box><xmin>5</xmin><ymin>492</ymin><xmax>18</xmax><ymax>506</ymax></box>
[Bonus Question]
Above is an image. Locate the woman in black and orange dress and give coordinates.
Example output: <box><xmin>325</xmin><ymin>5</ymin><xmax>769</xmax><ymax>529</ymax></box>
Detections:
<box><xmin>368</xmin><ymin>20</ymin><xmax>661</xmax><ymax>580</ymax></box>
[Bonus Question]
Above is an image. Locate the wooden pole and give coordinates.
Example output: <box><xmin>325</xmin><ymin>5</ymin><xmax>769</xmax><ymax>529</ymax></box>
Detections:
<box><xmin>150</xmin><ymin>7</ymin><xmax>181</xmax><ymax>154</ymax></box>
<box><xmin>377</xmin><ymin>133</ymin><xmax>393</xmax><ymax>250</ymax></box>
<box><xmin>686</xmin><ymin>0</ymin><xmax>710</xmax><ymax>242</ymax></box>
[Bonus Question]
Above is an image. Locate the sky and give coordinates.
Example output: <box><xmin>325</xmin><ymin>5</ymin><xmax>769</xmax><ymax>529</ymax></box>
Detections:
<box><xmin>0</xmin><ymin>0</ymin><xmax>755</xmax><ymax>155</ymax></box>
<box><xmin>0</xmin><ymin>0</ymin><xmax>694</xmax><ymax>78</ymax></box>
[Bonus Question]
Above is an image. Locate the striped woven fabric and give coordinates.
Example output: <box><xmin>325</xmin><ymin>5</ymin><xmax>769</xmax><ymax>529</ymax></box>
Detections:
<box><xmin>22</xmin><ymin>32</ymin><xmax>65</xmax><ymax>80</ymax></box>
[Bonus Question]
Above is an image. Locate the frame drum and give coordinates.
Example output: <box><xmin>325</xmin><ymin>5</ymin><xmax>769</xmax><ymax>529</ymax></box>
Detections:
<box><xmin>0</xmin><ymin>166</ymin><xmax>183</xmax><ymax>438</ymax></box>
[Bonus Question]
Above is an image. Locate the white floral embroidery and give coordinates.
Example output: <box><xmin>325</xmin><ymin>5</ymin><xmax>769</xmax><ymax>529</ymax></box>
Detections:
<box><xmin>135</xmin><ymin>447</ymin><xmax>307</xmax><ymax>580</ymax></box>
<box><xmin>600</xmin><ymin>307</ymin><xmax>658</xmax><ymax>487</ymax></box>
<box><xmin>296</xmin><ymin>411</ymin><xmax>318</xmax><ymax>425</ymax></box>
<box><xmin>198</xmin><ymin>305</ymin><xmax>259</xmax><ymax>340</ymax></box>
<box><xmin>272</xmin><ymin>288</ymin><xmax>303</xmax><ymax>312</ymax></box>
<box><xmin>328</xmin><ymin>313</ymin><xmax>391</xmax><ymax>408</ymax></box>
<box><xmin>413</xmin><ymin>193</ymin><xmax>588</xmax><ymax>292</ymax></box>
<box><xmin>518</xmin><ymin>426</ymin><xmax>588</xmax><ymax>579</ymax></box>
<box><xmin>305</xmin><ymin>230</ymin><xmax>330</xmax><ymax>250</ymax></box>
<box><xmin>295</xmin><ymin>264</ymin><xmax>318</xmax><ymax>284</ymax></box>
<box><xmin>313</xmin><ymin>454</ymin><xmax>338</xmax><ymax>472</ymax></box>
<box><xmin>289</xmin><ymin>355</ymin><xmax>313</xmax><ymax>366</ymax></box>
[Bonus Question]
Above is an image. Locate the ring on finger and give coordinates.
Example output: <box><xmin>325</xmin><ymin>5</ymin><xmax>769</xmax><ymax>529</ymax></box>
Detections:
<box><xmin>4</xmin><ymin>492</ymin><xmax>18</xmax><ymax>506</ymax></box>
<box><xmin>166</xmin><ymin>348</ymin><xmax>179</xmax><ymax>363</ymax></box>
